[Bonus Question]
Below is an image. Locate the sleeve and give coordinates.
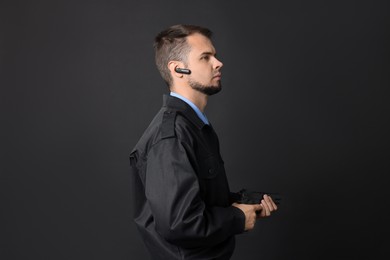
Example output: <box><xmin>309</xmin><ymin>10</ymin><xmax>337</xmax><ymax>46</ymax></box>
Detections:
<box><xmin>145</xmin><ymin>138</ymin><xmax>245</xmax><ymax>249</ymax></box>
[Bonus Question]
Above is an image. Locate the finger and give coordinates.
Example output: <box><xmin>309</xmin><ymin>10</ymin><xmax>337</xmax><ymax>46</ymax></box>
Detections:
<box><xmin>261</xmin><ymin>195</ymin><xmax>273</xmax><ymax>213</ymax></box>
<box><xmin>254</xmin><ymin>204</ymin><xmax>263</xmax><ymax>218</ymax></box>
<box><xmin>268</xmin><ymin>196</ymin><xmax>278</xmax><ymax>210</ymax></box>
<box><xmin>257</xmin><ymin>204</ymin><xmax>266</xmax><ymax>218</ymax></box>
<box><xmin>264</xmin><ymin>194</ymin><xmax>277</xmax><ymax>211</ymax></box>
<box><xmin>261</xmin><ymin>199</ymin><xmax>271</xmax><ymax>216</ymax></box>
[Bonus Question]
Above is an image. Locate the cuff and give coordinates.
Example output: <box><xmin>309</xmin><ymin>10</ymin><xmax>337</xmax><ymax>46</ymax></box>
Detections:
<box><xmin>229</xmin><ymin>206</ymin><xmax>246</xmax><ymax>234</ymax></box>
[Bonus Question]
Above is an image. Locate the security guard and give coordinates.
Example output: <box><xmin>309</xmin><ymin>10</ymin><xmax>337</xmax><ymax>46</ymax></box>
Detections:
<box><xmin>129</xmin><ymin>24</ymin><xmax>278</xmax><ymax>260</ymax></box>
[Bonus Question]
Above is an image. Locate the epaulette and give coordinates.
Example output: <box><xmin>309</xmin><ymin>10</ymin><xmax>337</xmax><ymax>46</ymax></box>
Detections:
<box><xmin>161</xmin><ymin>110</ymin><xmax>177</xmax><ymax>139</ymax></box>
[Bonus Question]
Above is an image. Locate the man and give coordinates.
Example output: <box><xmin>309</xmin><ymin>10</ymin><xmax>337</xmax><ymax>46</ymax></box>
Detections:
<box><xmin>129</xmin><ymin>24</ymin><xmax>278</xmax><ymax>260</ymax></box>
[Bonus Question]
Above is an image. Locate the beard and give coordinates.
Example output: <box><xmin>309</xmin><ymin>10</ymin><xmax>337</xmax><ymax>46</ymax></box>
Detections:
<box><xmin>188</xmin><ymin>78</ymin><xmax>222</xmax><ymax>96</ymax></box>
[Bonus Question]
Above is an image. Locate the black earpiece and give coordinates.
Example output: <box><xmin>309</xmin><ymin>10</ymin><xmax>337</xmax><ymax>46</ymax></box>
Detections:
<box><xmin>175</xmin><ymin>67</ymin><xmax>191</xmax><ymax>75</ymax></box>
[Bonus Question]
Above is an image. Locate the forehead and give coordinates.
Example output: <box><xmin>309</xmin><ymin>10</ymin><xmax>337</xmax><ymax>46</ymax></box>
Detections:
<box><xmin>186</xmin><ymin>33</ymin><xmax>216</xmax><ymax>55</ymax></box>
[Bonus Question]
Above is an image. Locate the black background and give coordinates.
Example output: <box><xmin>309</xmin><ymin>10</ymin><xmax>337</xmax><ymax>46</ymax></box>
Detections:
<box><xmin>1</xmin><ymin>0</ymin><xmax>389</xmax><ymax>259</ymax></box>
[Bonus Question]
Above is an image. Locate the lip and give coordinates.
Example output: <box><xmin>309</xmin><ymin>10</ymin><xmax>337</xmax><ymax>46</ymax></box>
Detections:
<box><xmin>213</xmin><ymin>73</ymin><xmax>222</xmax><ymax>79</ymax></box>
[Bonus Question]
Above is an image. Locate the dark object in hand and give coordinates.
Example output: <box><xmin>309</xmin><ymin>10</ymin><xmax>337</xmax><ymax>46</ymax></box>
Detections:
<box><xmin>235</xmin><ymin>189</ymin><xmax>281</xmax><ymax>205</ymax></box>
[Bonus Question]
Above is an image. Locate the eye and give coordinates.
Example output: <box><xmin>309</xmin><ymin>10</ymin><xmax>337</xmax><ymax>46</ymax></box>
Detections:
<box><xmin>201</xmin><ymin>55</ymin><xmax>210</xmax><ymax>61</ymax></box>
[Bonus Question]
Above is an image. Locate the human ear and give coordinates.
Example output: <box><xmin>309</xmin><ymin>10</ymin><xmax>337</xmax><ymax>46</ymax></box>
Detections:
<box><xmin>168</xmin><ymin>61</ymin><xmax>185</xmax><ymax>78</ymax></box>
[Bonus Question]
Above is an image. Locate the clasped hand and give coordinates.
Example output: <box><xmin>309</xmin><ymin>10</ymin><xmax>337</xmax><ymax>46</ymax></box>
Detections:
<box><xmin>232</xmin><ymin>194</ymin><xmax>278</xmax><ymax>231</ymax></box>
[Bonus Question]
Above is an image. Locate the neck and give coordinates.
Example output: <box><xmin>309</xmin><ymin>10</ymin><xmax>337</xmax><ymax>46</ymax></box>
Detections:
<box><xmin>170</xmin><ymin>86</ymin><xmax>208</xmax><ymax>112</ymax></box>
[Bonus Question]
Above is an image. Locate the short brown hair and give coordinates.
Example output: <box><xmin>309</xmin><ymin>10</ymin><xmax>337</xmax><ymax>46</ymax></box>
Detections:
<box><xmin>154</xmin><ymin>24</ymin><xmax>212</xmax><ymax>86</ymax></box>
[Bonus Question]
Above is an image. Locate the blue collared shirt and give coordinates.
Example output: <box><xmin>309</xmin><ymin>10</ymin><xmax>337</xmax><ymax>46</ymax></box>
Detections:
<box><xmin>170</xmin><ymin>92</ymin><xmax>210</xmax><ymax>125</ymax></box>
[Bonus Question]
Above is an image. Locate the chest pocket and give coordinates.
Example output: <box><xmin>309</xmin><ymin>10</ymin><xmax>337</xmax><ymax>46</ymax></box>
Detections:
<box><xmin>197</xmin><ymin>154</ymin><xmax>229</xmax><ymax>206</ymax></box>
<box><xmin>198</xmin><ymin>155</ymin><xmax>222</xmax><ymax>179</ymax></box>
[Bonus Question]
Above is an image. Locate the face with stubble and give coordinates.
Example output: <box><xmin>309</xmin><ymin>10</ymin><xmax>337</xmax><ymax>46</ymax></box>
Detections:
<box><xmin>184</xmin><ymin>33</ymin><xmax>224</xmax><ymax>95</ymax></box>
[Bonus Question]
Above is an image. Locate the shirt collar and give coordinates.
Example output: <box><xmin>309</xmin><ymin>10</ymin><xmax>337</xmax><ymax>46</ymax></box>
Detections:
<box><xmin>169</xmin><ymin>92</ymin><xmax>210</xmax><ymax>125</ymax></box>
<box><xmin>162</xmin><ymin>94</ymin><xmax>207</xmax><ymax>129</ymax></box>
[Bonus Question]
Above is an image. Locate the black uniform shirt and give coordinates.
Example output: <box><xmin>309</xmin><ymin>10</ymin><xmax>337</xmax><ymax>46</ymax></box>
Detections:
<box><xmin>129</xmin><ymin>94</ymin><xmax>245</xmax><ymax>260</ymax></box>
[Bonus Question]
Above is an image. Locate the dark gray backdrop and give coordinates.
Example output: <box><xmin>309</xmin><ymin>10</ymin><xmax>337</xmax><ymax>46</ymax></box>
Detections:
<box><xmin>1</xmin><ymin>0</ymin><xmax>389</xmax><ymax>259</ymax></box>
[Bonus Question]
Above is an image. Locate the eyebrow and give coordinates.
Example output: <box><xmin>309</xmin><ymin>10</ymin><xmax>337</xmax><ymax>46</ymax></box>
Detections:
<box><xmin>200</xmin><ymin>51</ymin><xmax>217</xmax><ymax>57</ymax></box>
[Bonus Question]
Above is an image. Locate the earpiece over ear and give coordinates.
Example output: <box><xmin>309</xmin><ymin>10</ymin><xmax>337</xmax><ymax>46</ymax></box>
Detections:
<box><xmin>175</xmin><ymin>68</ymin><xmax>191</xmax><ymax>75</ymax></box>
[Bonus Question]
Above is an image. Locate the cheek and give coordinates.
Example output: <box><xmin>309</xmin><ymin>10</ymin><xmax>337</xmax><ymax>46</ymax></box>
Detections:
<box><xmin>191</xmin><ymin>69</ymin><xmax>208</xmax><ymax>80</ymax></box>
<box><xmin>189</xmin><ymin>64</ymin><xmax>213</xmax><ymax>81</ymax></box>
<box><xmin>198</xmin><ymin>73</ymin><xmax>212</xmax><ymax>83</ymax></box>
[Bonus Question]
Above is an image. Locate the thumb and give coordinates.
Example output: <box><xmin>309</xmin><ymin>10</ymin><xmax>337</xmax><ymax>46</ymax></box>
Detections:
<box><xmin>253</xmin><ymin>204</ymin><xmax>263</xmax><ymax>211</ymax></box>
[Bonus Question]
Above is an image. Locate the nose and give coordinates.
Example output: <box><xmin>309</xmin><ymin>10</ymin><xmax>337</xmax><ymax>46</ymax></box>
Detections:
<box><xmin>214</xmin><ymin>57</ymin><xmax>223</xmax><ymax>70</ymax></box>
